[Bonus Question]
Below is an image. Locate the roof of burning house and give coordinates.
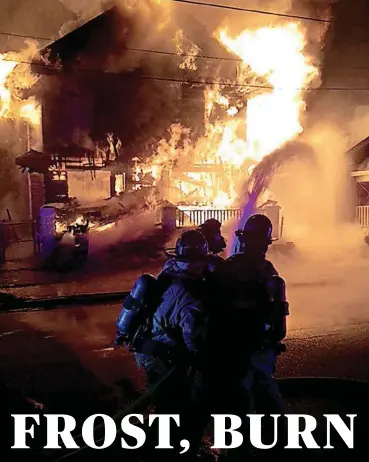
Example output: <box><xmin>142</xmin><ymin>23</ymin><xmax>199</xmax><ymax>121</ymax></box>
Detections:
<box><xmin>34</xmin><ymin>4</ymin><xmax>235</xmax><ymax>78</ymax></box>
<box><xmin>23</xmin><ymin>4</ymin><xmax>238</xmax><ymax>164</ymax></box>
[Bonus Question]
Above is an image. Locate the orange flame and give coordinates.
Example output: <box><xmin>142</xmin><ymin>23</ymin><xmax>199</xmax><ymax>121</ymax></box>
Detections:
<box><xmin>219</xmin><ymin>23</ymin><xmax>319</xmax><ymax>162</ymax></box>
<box><xmin>138</xmin><ymin>22</ymin><xmax>319</xmax><ymax>209</ymax></box>
<box><xmin>0</xmin><ymin>41</ymin><xmax>41</xmax><ymax>126</ymax></box>
<box><xmin>0</xmin><ymin>57</ymin><xmax>17</xmax><ymax>117</ymax></box>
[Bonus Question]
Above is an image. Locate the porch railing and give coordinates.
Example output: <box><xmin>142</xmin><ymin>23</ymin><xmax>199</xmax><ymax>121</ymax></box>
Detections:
<box><xmin>176</xmin><ymin>207</ymin><xmax>242</xmax><ymax>227</ymax></box>
<box><xmin>356</xmin><ymin>206</ymin><xmax>369</xmax><ymax>227</ymax></box>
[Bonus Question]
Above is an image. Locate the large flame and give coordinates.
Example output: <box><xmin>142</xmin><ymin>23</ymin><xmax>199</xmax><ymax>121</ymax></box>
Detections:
<box><xmin>219</xmin><ymin>23</ymin><xmax>319</xmax><ymax>162</ymax></box>
<box><xmin>0</xmin><ymin>58</ymin><xmax>17</xmax><ymax>117</ymax></box>
<box><xmin>0</xmin><ymin>42</ymin><xmax>41</xmax><ymax>127</ymax></box>
<box><xmin>0</xmin><ymin>18</ymin><xmax>319</xmax><ymax>214</ymax></box>
<box><xmin>138</xmin><ymin>22</ymin><xmax>319</xmax><ymax>209</ymax></box>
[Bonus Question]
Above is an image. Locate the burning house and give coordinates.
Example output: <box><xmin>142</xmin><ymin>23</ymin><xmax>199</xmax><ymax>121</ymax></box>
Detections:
<box><xmin>9</xmin><ymin>3</ymin><xmax>239</xmax><ymax>226</ymax></box>
<box><xmin>1</xmin><ymin>0</ymin><xmax>329</xmax><ymax>246</ymax></box>
<box><xmin>0</xmin><ymin>1</ymin><xmax>109</xmax><ymax>220</ymax></box>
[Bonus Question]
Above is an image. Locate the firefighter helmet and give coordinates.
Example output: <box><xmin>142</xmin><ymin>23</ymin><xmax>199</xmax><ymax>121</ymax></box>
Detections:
<box><xmin>165</xmin><ymin>230</ymin><xmax>209</xmax><ymax>260</ymax></box>
<box><xmin>242</xmin><ymin>214</ymin><xmax>273</xmax><ymax>244</ymax></box>
<box><xmin>198</xmin><ymin>219</ymin><xmax>226</xmax><ymax>254</ymax></box>
<box><xmin>199</xmin><ymin>218</ymin><xmax>222</xmax><ymax>230</ymax></box>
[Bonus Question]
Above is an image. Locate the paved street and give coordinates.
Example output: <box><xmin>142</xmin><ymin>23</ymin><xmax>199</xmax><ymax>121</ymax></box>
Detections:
<box><xmin>1</xmin><ymin>246</ymin><xmax>369</xmax><ymax>415</ymax></box>
<box><xmin>1</xmin><ymin>300</ymin><xmax>369</xmax><ymax>393</ymax></box>
<box><xmin>1</xmin><ymin>247</ymin><xmax>369</xmax><ymax>462</ymax></box>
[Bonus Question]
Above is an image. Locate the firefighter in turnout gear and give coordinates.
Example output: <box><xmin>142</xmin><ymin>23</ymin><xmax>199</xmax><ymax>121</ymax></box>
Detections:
<box><xmin>197</xmin><ymin>218</ymin><xmax>227</xmax><ymax>275</ymax></box>
<box><xmin>202</xmin><ymin>213</ymin><xmax>289</xmax><ymax>460</ymax></box>
<box><xmin>115</xmin><ymin>229</ymin><xmax>211</xmax><ymax>460</ymax></box>
<box><xmin>134</xmin><ymin>229</ymin><xmax>210</xmax><ymax>373</ymax></box>
<box><xmin>197</xmin><ymin>218</ymin><xmax>226</xmax><ymax>255</ymax></box>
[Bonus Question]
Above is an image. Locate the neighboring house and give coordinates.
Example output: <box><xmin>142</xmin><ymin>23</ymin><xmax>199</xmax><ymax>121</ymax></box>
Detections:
<box><xmin>346</xmin><ymin>135</ymin><xmax>369</xmax><ymax>230</ymax></box>
<box><xmin>348</xmin><ymin>136</ymin><xmax>369</xmax><ymax>206</ymax></box>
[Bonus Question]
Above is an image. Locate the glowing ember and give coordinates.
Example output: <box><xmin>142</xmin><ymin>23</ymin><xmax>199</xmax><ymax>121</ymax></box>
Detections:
<box><xmin>93</xmin><ymin>222</ymin><xmax>116</xmax><ymax>233</ymax></box>
<box><xmin>55</xmin><ymin>222</ymin><xmax>67</xmax><ymax>234</ymax></box>
<box><xmin>55</xmin><ymin>215</ymin><xmax>88</xmax><ymax>234</ymax></box>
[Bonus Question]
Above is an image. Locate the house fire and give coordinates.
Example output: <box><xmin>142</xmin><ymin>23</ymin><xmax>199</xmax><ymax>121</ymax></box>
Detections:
<box><xmin>1</xmin><ymin>1</ymin><xmax>323</xmax><ymax>244</ymax></box>
<box><xmin>131</xmin><ymin>22</ymin><xmax>320</xmax><ymax>231</ymax></box>
<box><xmin>3</xmin><ymin>4</ymin><xmax>237</xmax><ymax>221</ymax></box>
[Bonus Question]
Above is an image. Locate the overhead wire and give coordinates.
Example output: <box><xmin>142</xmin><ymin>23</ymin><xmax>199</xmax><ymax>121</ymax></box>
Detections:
<box><xmin>171</xmin><ymin>0</ymin><xmax>367</xmax><ymax>28</ymax></box>
<box><xmin>3</xmin><ymin>38</ymin><xmax>369</xmax><ymax>72</ymax></box>
<box><xmin>0</xmin><ymin>2</ymin><xmax>369</xmax><ymax>92</ymax></box>
<box><xmin>2</xmin><ymin>28</ymin><xmax>369</xmax><ymax>74</ymax></box>
<box><xmin>2</xmin><ymin>55</ymin><xmax>369</xmax><ymax>92</ymax></box>
<box><xmin>0</xmin><ymin>30</ymin><xmax>51</xmax><ymax>41</ymax></box>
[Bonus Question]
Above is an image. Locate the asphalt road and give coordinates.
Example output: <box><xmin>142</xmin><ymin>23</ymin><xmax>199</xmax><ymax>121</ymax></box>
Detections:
<box><xmin>1</xmin><ymin>248</ymin><xmax>369</xmax><ymax>412</ymax></box>
<box><xmin>1</xmin><ymin>297</ymin><xmax>368</xmax><ymax>396</ymax></box>
<box><xmin>1</xmin><ymin>257</ymin><xmax>369</xmax><ymax>461</ymax></box>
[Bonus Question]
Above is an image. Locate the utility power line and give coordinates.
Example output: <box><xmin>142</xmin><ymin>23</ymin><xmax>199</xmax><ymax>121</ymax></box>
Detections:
<box><xmin>0</xmin><ymin>30</ymin><xmax>51</xmax><ymax>41</ymax></box>
<box><xmin>3</xmin><ymin>36</ymin><xmax>369</xmax><ymax>72</ymax></box>
<box><xmin>2</xmin><ymin>55</ymin><xmax>369</xmax><ymax>92</ymax></box>
<box><xmin>172</xmin><ymin>0</ymin><xmax>366</xmax><ymax>28</ymax></box>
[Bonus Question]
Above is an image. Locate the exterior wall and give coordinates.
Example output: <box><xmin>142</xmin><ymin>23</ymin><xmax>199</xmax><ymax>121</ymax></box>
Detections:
<box><xmin>41</xmin><ymin>75</ymin><xmax>94</xmax><ymax>150</ymax></box>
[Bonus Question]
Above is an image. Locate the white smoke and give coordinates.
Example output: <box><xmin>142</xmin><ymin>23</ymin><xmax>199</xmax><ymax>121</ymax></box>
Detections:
<box><xmin>262</xmin><ymin>119</ymin><xmax>369</xmax><ymax>334</ymax></box>
<box><xmin>58</xmin><ymin>0</ymin><xmax>112</xmax><ymax>36</ymax></box>
<box><xmin>89</xmin><ymin>209</ymin><xmax>158</xmax><ymax>253</ymax></box>
<box><xmin>59</xmin><ymin>0</ymin><xmax>110</xmax><ymax>18</ymax></box>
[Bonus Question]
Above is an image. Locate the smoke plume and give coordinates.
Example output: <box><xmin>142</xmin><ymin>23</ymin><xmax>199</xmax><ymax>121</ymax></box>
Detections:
<box><xmin>58</xmin><ymin>0</ymin><xmax>112</xmax><ymax>36</ymax></box>
<box><xmin>89</xmin><ymin>209</ymin><xmax>158</xmax><ymax>252</ymax></box>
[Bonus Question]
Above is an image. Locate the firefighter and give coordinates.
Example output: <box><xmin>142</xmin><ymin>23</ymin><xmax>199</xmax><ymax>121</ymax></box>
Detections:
<box><xmin>202</xmin><ymin>214</ymin><xmax>289</xmax><ymax>460</ymax></box>
<box><xmin>115</xmin><ymin>229</ymin><xmax>211</xmax><ymax>460</ymax></box>
<box><xmin>197</xmin><ymin>218</ymin><xmax>226</xmax><ymax>255</ymax></box>
<box><xmin>225</xmin><ymin>213</ymin><xmax>288</xmax><ymax>402</ymax></box>
<box><xmin>197</xmin><ymin>218</ymin><xmax>227</xmax><ymax>275</ymax></box>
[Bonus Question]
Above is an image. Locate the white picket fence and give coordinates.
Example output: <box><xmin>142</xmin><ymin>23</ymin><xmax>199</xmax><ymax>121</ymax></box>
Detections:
<box><xmin>176</xmin><ymin>207</ymin><xmax>242</xmax><ymax>227</ymax></box>
<box><xmin>165</xmin><ymin>205</ymin><xmax>369</xmax><ymax>231</ymax></box>
<box><xmin>356</xmin><ymin>206</ymin><xmax>369</xmax><ymax>228</ymax></box>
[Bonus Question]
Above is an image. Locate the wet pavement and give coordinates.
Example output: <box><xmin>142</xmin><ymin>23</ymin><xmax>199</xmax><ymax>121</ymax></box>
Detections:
<box><xmin>1</xmin><ymin>251</ymin><xmax>369</xmax><ymax>461</ymax></box>
<box><xmin>0</xmin><ymin>261</ymin><xmax>164</xmax><ymax>298</ymax></box>
<box><xmin>0</xmin><ymin>225</ymin><xmax>174</xmax><ymax>298</ymax></box>
<box><xmin>1</xmin><ymin>244</ymin><xmax>369</xmax><ymax>430</ymax></box>
<box><xmin>1</xmin><ymin>288</ymin><xmax>368</xmax><ymax>398</ymax></box>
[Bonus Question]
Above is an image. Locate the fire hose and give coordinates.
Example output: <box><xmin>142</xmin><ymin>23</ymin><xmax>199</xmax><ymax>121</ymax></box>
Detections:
<box><xmin>42</xmin><ymin>364</ymin><xmax>180</xmax><ymax>461</ymax></box>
